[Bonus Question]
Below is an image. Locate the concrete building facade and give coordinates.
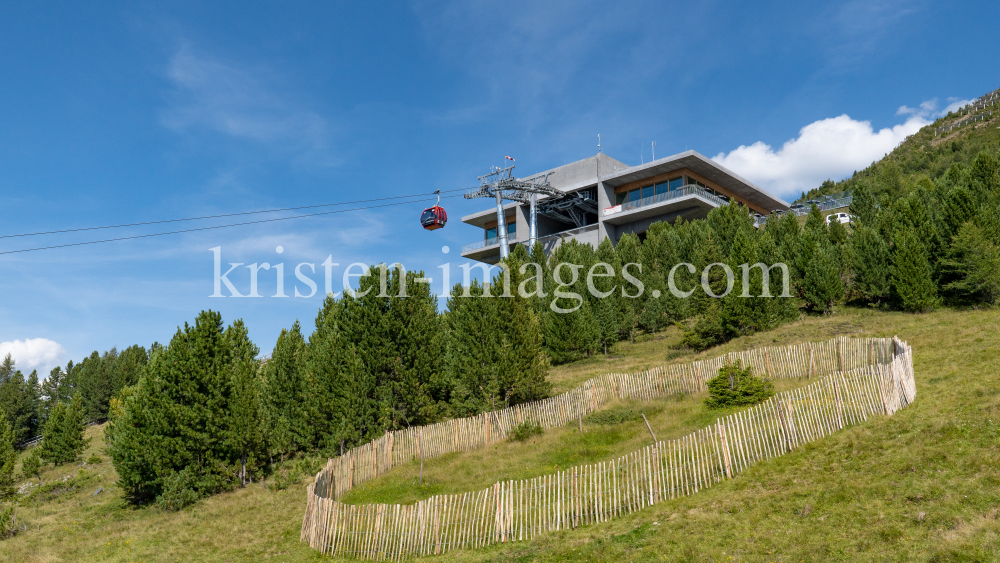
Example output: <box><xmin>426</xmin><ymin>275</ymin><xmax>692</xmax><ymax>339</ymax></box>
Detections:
<box><xmin>460</xmin><ymin>150</ymin><xmax>789</xmax><ymax>263</ymax></box>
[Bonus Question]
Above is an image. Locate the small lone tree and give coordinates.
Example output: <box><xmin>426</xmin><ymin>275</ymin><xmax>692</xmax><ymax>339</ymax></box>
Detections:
<box><xmin>705</xmin><ymin>362</ymin><xmax>774</xmax><ymax>409</ymax></box>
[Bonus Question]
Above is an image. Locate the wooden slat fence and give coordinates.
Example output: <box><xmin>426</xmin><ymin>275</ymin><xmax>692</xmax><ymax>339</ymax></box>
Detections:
<box><xmin>302</xmin><ymin>336</ymin><xmax>915</xmax><ymax>559</ymax></box>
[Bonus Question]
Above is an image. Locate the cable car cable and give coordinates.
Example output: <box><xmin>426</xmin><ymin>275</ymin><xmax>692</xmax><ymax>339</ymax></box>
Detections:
<box><xmin>0</xmin><ymin>188</ymin><xmax>468</xmax><ymax>240</ymax></box>
<box><xmin>1</xmin><ymin>194</ymin><xmax>461</xmax><ymax>256</ymax></box>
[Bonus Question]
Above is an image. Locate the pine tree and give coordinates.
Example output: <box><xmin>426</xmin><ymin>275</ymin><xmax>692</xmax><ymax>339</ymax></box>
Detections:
<box><xmin>757</xmin><ymin>230</ymin><xmax>799</xmax><ymax>324</ymax></box>
<box><xmin>0</xmin><ymin>354</ymin><xmax>13</xmax><ymax>383</ymax></box>
<box><xmin>77</xmin><ymin>349</ymin><xmax>115</xmax><ymax>420</ymax></box>
<box><xmin>706</xmin><ymin>202</ymin><xmax>755</xmax><ymax>257</ymax></box>
<box><xmin>692</xmin><ymin>230</ymin><xmax>728</xmax><ymax>312</ymax></box>
<box><xmin>969</xmin><ymin>151</ymin><xmax>1000</xmax><ymax>202</ymax></box>
<box><xmin>891</xmin><ymin>228</ymin><xmax>938</xmax><ymax>312</ymax></box>
<box><xmin>114</xmin><ymin>345</ymin><xmax>148</xmax><ymax>392</ymax></box>
<box><xmin>544</xmin><ymin>298</ymin><xmax>600</xmax><ymax>364</ymax></box>
<box><xmin>543</xmin><ymin>240</ymin><xmax>600</xmax><ymax>361</ymax></box>
<box><xmin>849</xmin><ymin>180</ymin><xmax>881</xmax><ymax>231</ymax></box>
<box><xmin>723</xmin><ymin>228</ymin><xmax>768</xmax><ymax>335</ymax></box>
<box><xmin>0</xmin><ymin>365</ymin><xmax>37</xmax><ymax>445</ymax></box>
<box><xmin>40</xmin><ymin>394</ymin><xmax>87</xmax><ymax>466</ymax></box>
<box><xmin>769</xmin><ymin>212</ymin><xmax>802</xmax><ymax>288</ymax></box>
<box><xmin>228</xmin><ymin>356</ymin><xmax>266</xmax><ymax>487</ymax></box>
<box><xmin>796</xmin><ymin>205</ymin><xmax>829</xmax><ymax>278</ymax></box>
<box><xmin>615</xmin><ymin>233</ymin><xmax>643</xmax><ymax>342</ymax></box>
<box><xmin>0</xmin><ymin>412</ymin><xmax>16</xmax><ymax>498</ymax></box>
<box><xmin>263</xmin><ymin>321</ymin><xmax>309</xmax><ymax>461</ymax></box>
<box><xmin>802</xmin><ymin>242</ymin><xmax>845</xmax><ymax>313</ymax></box>
<box><xmin>850</xmin><ymin>225</ymin><xmax>891</xmax><ymax>305</ymax></box>
<box><xmin>592</xmin><ymin>238</ymin><xmax>620</xmax><ymax>353</ymax></box>
<box><xmin>106</xmin><ymin>310</ymin><xmax>259</xmax><ymax>506</ymax></box>
<box><xmin>305</xmin><ymin>296</ymin><xmax>373</xmax><ymax>453</ymax></box>
<box><xmin>446</xmin><ymin>272</ymin><xmax>549</xmax><ymax>415</ymax></box>
<box><xmin>941</xmin><ymin>221</ymin><xmax>1000</xmax><ymax>306</ymax></box>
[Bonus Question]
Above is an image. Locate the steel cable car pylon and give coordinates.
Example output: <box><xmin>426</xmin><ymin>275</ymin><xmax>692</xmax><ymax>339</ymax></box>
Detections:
<box><xmin>420</xmin><ymin>190</ymin><xmax>448</xmax><ymax>231</ymax></box>
<box><xmin>464</xmin><ymin>163</ymin><xmax>557</xmax><ymax>259</ymax></box>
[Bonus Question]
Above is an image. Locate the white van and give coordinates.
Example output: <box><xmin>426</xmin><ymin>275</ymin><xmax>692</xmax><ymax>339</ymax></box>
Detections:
<box><xmin>826</xmin><ymin>212</ymin><xmax>853</xmax><ymax>226</ymax></box>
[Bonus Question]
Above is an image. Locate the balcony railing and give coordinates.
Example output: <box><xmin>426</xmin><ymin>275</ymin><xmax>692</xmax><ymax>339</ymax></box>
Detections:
<box><xmin>462</xmin><ymin>236</ymin><xmax>504</xmax><ymax>253</ymax></box>
<box><xmin>787</xmin><ymin>196</ymin><xmax>853</xmax><ymax>216</ymax></box>
<box><xmin>604</xmin><ymin>184</ymin><xmax>727</xmax><ymax>217</ymax></box>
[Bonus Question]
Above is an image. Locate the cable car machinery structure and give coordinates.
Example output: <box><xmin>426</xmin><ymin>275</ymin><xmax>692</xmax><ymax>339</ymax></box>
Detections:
<box><xmin>464</xmin><ymin>164</ymin><xmax>599</xmax><ymax>259</ymax></box>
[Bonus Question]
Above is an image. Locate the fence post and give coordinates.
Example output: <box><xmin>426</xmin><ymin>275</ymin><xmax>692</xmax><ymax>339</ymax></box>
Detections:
<box><xmin>777</xmin><ymin>404</ymin><xmax>791</xmax><ymax>452</ymax></box>
<box><xmin>486</xmin><ymin>413</ymin><xmax>491</xmax><ymax>446</ymax></box>
<box><xmin>349</xmin><ymin>452</ymin><xmax>355</xmax><ymax>489</ymax></box>
<box><xmin>387</xmin><ymin>431</ymin><xmax>394</xmax><ymax>471</ymax></box>
<box><xmin>834</xmin><ymin>377</ymin><xmax>843</xmax><ymax>429</ymax></box>
<box><xmin>695</xmin><ymin>362</ymin><xmax>704</xmax><ymax>392</ymax></box>
<box><xmin>838</xmin><ymin>338</ymin><xmax>845</xmax><ymax>372</ymax></box>
<box><xmin>572</xmin><ymin>467</ymin><xmax>579</xmax><ymax>529</ymax></box>
<box><xmin>765</xmin><ymin>348</ymin><xmax>773</xmax><ymax>378</ymax></box>
<box><xmin>419</xmin><ymin>428</ymin><xmax>424</xmax><ymax>485</ymax></box>
<box><xmin>786</xmin><ymin>399</ymin><xmax>797</xmax><ymax>446</ymax></box>
<box><xmin>809</xmin><ymin>343</ymin><xmax>815</xmax><ymax>378</ymax></box>
<box><xmin>642</xmin><ymin>413</ymin><xmax>658</xmax><ymax>444</ymax></box>
<box><xmin>434</xmin><ymin>497</ymin><xmax>442</xmax><ymax>554</ymax></box>
<box><xmin>718</xmin><ymin>421</ymin><xmax>732</xmax><ymax>479</ymax></box>
<box><xmin>494</xmin><ymin>483</ymin><xmax>502</xmax><ymax>542</ymax></box>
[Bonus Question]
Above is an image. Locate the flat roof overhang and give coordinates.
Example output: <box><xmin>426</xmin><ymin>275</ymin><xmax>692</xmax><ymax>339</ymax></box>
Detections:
<box><xmin>602</xmin><ymin>193</ymin><xmax>720</xmax><ymax>226</ymax></box>
<box><xmin>601</xmin><ymin>151</ymin><xmax>789</xmax><ymax>212</ymax></box>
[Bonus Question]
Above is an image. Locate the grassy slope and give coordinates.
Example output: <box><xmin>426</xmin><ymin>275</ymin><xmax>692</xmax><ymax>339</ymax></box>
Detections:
<box><xmin>3</xmin><ymin>307</ymin><xmax>1000</xmax><ymax>562</ymax></box>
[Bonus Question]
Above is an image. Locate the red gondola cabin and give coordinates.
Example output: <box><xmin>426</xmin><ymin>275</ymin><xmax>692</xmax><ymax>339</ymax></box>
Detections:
<box><xmin>420</xmin><ymin>205</ymin><xmax>447</xmax><ymax>230</ymax></box>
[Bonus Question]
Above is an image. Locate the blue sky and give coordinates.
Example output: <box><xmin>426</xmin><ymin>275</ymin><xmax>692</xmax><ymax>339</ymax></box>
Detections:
<box><xmin>1</xmin><ymin>1</ymin><xmax>996</xmax><ymax>374</ymax></box>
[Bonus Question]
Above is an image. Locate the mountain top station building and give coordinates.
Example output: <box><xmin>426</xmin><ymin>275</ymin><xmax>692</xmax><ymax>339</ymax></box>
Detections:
<box><xmin>460</xmin><ymin>150</ymin><xmax>790</xmax><ymax>264</ymax></box>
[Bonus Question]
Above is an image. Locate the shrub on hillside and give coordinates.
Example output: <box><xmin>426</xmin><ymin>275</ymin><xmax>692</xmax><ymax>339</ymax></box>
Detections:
<box><xmin>705</xmin><ymin>362</ymin><xmax>774</xmax><ymax>409</ymax></box>
<box><xmin>19</xmin><ymin>449</ymin><xmax>43</xmax><ymax>483</ymax></box>
<box><xmin>509</xmin><ymin>421</ymin><xmax>543</xmax><ymax>442</ymax></box>
<box><xmin>585</xmin><ymin>406</ymin><xmax>642</xmax><ymax>425</ymax></box>
<box><xmin>681</xmin><ymin>303</ymin><xmax>736</xmax><ymax>352</ymax></box>
<box><xmin>1</xmin><ymin>502</ymin><xmax>26</xmax><ymax>539</ymax></box>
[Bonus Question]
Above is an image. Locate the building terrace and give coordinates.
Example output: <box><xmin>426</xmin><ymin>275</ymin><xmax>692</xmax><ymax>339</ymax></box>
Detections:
<box><xmin>461</xmin><ymin>150</ymin><xmax>789</xmax><ymax>263</ymax></box>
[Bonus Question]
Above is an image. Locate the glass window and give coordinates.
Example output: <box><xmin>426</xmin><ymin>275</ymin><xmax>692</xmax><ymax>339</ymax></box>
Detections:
<box><xmin>654</xmin><ymin>182</ymin><xmax>670</xmax><ymax>195</ymax></box>
<box><xmin>628</xmin><ymin>189</ymin><xmax>641</xmax><ymax>202</ymax></box>
<box><xmin>615</xmin><ymin>192</ymin><xmax>627</xmax><ymax>205</ymax></box>
<box><xmin>669</xmin><ymin>177</ymin><xmax>684</xmax><ymax>190</ymax></box>
<box><xmin>485</xmin><ymin>227</ymin><xmax>497</xmax><ymax>240</ymax></box>
<box><xmin>507</xmin><ymin>223</ymin><xmax>516</xmax><ymax>236</ymax></box>
<box><xmin>641</xmin><ymin>185</ymin><xmax>654</xmax><ymax>199</ymax></box>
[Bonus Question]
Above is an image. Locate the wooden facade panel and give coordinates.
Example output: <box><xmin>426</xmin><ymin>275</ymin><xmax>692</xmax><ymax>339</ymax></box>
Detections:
<box><xmin>612</xmin><ymin>167</ymin><xmax>769</xmax><ymax>215</ymax></box>
<box><xmin>483</xmin><ymin>214</ymin><xmax>516</xmax><ymax>230</ymax></box>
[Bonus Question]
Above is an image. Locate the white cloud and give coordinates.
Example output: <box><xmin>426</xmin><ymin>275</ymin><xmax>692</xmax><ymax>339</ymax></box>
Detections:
<box><xmin>712</xmin><ymin>114</ymin><xmax>928</xmax><ymax>200</ymax></box>
<box><xmin>0</xmin><ymin>338</ymin><xmax>66</xmax><ymax>375</ymax></box>
<box><xmin>161</xmin><ymin>45</ymin><xmax>339</xmax><ymax>166</ymax></box>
